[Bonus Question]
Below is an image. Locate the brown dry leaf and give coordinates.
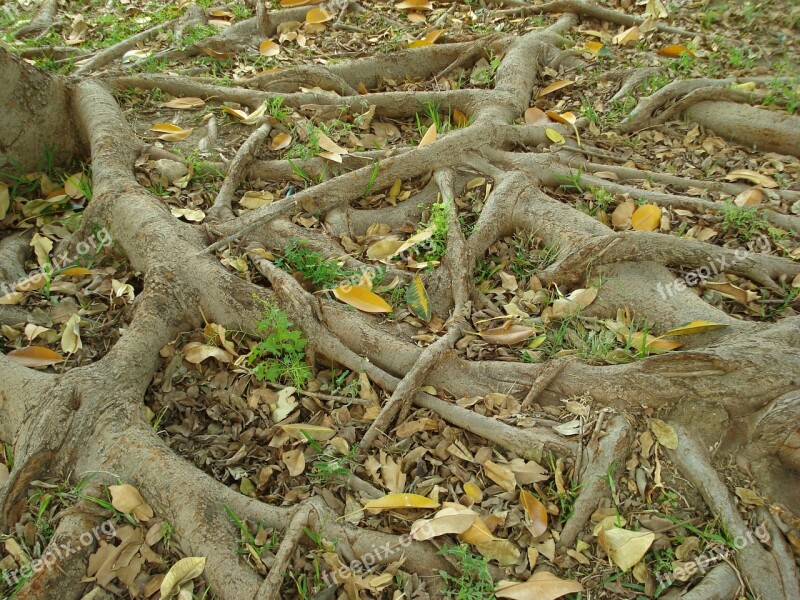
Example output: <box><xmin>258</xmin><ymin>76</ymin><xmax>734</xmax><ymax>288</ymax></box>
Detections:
<box><xmin>395</xmin><ymin>0</ymin><xmax>433</xmax><ymax>9</ymax></box>
<box><xmin>418</xmin><ymin>123</ymin><xmax>437</xmax><ymax>147</ymax></box>
<box><xmin>161</xmin><ymin>557</ymin><xmax>206</xmax><ymax>600</ymax></box>
<box><xmin>282</xmin><ymin>423</ymin><xmax>336</xmax><ymax>441</ymax></box>
<box><xmin>611</xmin><ymin>200</ymin><xmax>635</xmax><ymax>228</ymax></box>
<box><xmin>735</xmin><ymin>487</ymin><xmax>764</xmax><ymax>506</ymax></box>
<box><xmin>734</xmin><ymin>187</ymin><xmax>763</xmax><ymax>206</ymax></box>
<box><xmin>612</xmin><ymin>25</ymin><xmax>639</xmax><ymax>45</ymax></box>
<box><xmin>598</xmin><ymin>527</ymin><xmax>655</xmax><ymax>571</ymax></box>
<box><xmin>317</xmin><ymin>131</ymin><xmax>348</xmax><ymax>155</ymax></box>
<box><xmin>60</xmin><ymin>314</ymin><xmax>83</xmax><ymax>354</ymax></box>
<box><xmin>629</xmin><ymin>333</ymin><xmax>682</xmax><ymax>354</ymax></box>
<box><xmin>650</xmin><ymin>419</ymin><xmax>678</xmax><ymax>449</ymax></box>
<box><xmin>182</xmin><ymin>341</ymin><xmax>232</xmax><ymax>364</ymax></box>
<box><xmin>282</xmin><ymin>448</ymin><xmax>306</xmax><ymax>476</ymax></box>
<box><xmin>163</xmin><ymin>97</ymin><xmax>205</xmax><ymax>109</ymax></box>
<box><xmin>723</xmin><ymin>169</ymin><xmax>778</xmax><ymax>188</ymax></box>
<box><xmin>509</xmin><ymin>458</ymin><xmax>549</xmax><ymax>485</ymax></box>
<box><xmin>495</xmin><ymin>570</ymin><xmax>583</xmax><ymax>599</ymax></box>
<box><xmin>524</xmin><ymin>107</ymin><xmax>550</xmax><ymax>125</ymax></box>
<box><xmin>453</xmin><ymin>108</ymin><xmax>469</xmax><ymax>127</ymax></box>
<box><xmin>64</xmin><ymin>172</ymin><xmax>90</xmax><ymax>198</ymax></box>
<box><xmin>703</xmin><ymin>281</ymin><xmax>757</xmax><ymax>305</ymax></box>
<box><xmin>520</xmin><ymin>490</ymin><xmax>548</xmax><ymax>537</ymax></box>
<box><xmin>6</xmin><ymin>346</ymin><xmax>64</xmax><ymax>367</ymax></box>
<box><xmin>631</xmin><ymin>204</ymin><xmax>661</xmax><ymax>231</ymax></box>
<box><xmin>484</xmin><ymin>460</ymin><xmax>517</xmax><ymax>492</ymax></box>
<box><xmin>478</xmin><ymin>324</ymin><xmax>538</xmax><ymax>345</ymax></box>
<box><xmin>459</xmin><ymin>517</ymin><xmax>495</xmax><ymax>544</ymax></box>
<box><xmin>537</xmin><ymin>80</ymin><xmax>573</xmax><ymax>98</ymax></box>
<box><xmin>109</xmin><ymin>484</ymin><xmax>154</xmax><ymax>521</ymax></box>
<box><xmin>476</xmin><ymin>539</ymin><xmax>520</xmax><ymax>565</ymax></box>
<box><xmin>410</xmin><ymin>506</ymin><xmax>479</xmax><ymax>540</ymax></box>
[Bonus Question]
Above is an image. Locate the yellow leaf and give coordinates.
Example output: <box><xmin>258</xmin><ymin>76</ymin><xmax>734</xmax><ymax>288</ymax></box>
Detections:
<box><xmin>537</xmin><ymin>80</ymin><xmax>573</xmax><ymax>98</ymax></box>
<box><xmin>463</xmin><ymin>482</ymin><xmax>483</xmax><ymax>502</ymax></box>
<box><xmin>732</xmin><ymin>81</ymin><xmax>756</xmax><ymax>92</ymax></box>
<box><xmin>424</xmin><ymin>29</ymin><xmax>444</xmax><ymax>43</ymax></box>
<box><xmin>657</xmin><ymin>44</ymin><xmax>695</xmax><ymax>57</ymax></box>
<box><xmin>59</xmin><ymin>267</ymin><xmax>92</xmax><ymax>276</ymax></box>
<box><xmin>259</xmin><ymin>40</ymin><xmax>281</xmax><ymax>56</ymax></box>
<box><xmin>222</xmin><ymin>106</ymin><xmax>249</xmax><ymax>120</ymax></box>
<box><xmin>545</xmin><ymin>128</ymin><xmax>564</xmax><ymax>143</ymax></box>
<box><xmin>395</xmin><ymin>0</ymin><xmax>433</xmax><ymax>9</ymax></box>
<box><xmin>650</xmin><ymin>419</ymin><xmax>678</xmax><ymax>449</ymax></box>
<box><xmin>6</xmin><ymin>346</ymin><xmax>64</xmax><ymax>367</ymax></box>
<box><xmin>270</xmin><ymin>132</ymin><xmax>292</xmax><ymax>151</ymax></box>
<box><xmin>306</xmin><ymin>7</ymin><xmax>334</xmax><ymax>23</ymax></box>
<box><xmin>282</xmin><ymin>423</ymin><xmax>337</xmax><ymax>441</ymax></box>
<box><xmin>630</xmin><ymin>204</ymin><xmax>661</xmax><ymax>231</ymax></box>
<box><xmin>408</xmin><ymin>39</ymin><xmax>433</xmax><ymax>48</ymax></box>
<box><xmin>280</xmin><ymin>0</ymin><xmax>310</xmax><ymax>6</ymax></box>
<box><xmin>520</xmin><ymin>490</ymin><xmax>548</xmax><ymax>537</ymax></box>
<box><xmin>150</xmin><ymin>123</ymin><xmax>185</xmax><ymax>133</ymax></box>
<box><xmin>0</xmin><ymin>182</ymin><xmax>9</xmax><ymax>220</ymax></box>
<box><xmin>545</xmin><ymin>111</ymin><xmax>575</xmax><ymax>125</ymax></box>
<box><xmin>363</xmin><ymin>493</ymin><xmax>439</xmax><ymax>512</ymax></box>
<box><xmin>629</xmin><ymin>332</ymin><xmax>682</xmax><ymax>353</ymax></box>
<box><xmin>405</xmin><ymin>275</ymin><xmax>431</xmax><ymax>322</ymax></box>
<box><xmin>496</xmin><ymin>571</ymin><xmax>583</xmax><ymax>599</ymax></box>
<box><xmin>333</xmin><ymin>285</ymin><xmax>393</xmax><ymax>313</ymax></box>
<box><xmin>663</xmin><ymin>321</ymin><xmax>729</xmax><ymax>336</ymax></box>
<box><xmin>459</xmin><ymin>517</ymin><xmax>495</xmax><ymax>544</ymax></box>
<box><xmin>418</xmin><ymin>123</ymin><xmax>436</xmax><ymax>148</ymax></box>
<box><xmin>584</xmin><ymin>41</ymin><xmax>605</xmax><ymax>55</ymax></box>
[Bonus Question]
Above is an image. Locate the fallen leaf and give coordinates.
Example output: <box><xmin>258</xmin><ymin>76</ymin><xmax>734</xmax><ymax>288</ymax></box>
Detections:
<box><xmin>524</xmin><ymin>107</ymin><xmax>550</xmax><ymax>125</ymax></box>
<box><xmin>406</xmin><ymin>276</ymin><xmax>431</xmax><ymax>322</ymax></box>
<box><xmin>366</xmin><ymin>237</ymin><xmax>405</xmax><ymax>259</ymax></box>
<box><xmin>663</xmin><ymin>321</ymin><xmax>728</xmax><ymax>336</ymax></box>
<box><xmin>270</xmin><ymin>132</ymin><xmax>292</xmax><ymax>150</ymax></box>
<box><xmin>259</xmin><ymin>40</ymin><xmax>281</xmax><ymax>56</ymax></box>
<box><xmin>161</xmin><ymin>557</ymin><xmax>206</xmax><ymax>600</ymax></box>
<box><xmin>282</xmin><ymin>424</ymin><xmax>336</xmax><ymax>441</ymax></box>
<box><xmin>734</xmin><ymin>187</ymin><xmax>763</xmax><ymax>207</ymax></box>
<box><xmin>163</xmin><ymin>97</ymin><xmax>205</xmax><ymax>109</ymax></box>
<box><xmin>631</xmin><ymin>204</ymin><xmax>661</xmax><ymax>231</ymax></box>
<box><xmin>476</xmin><ymin>539</ymin><xmax>520</xmax><ymax>565</ymax></box>
<box><xmin>495</xmin><ymin>570</ymin><xmax>583</xmax><ymax>599</ymax></box>
<box><xmin>0</xmin><ymin>182</ymin><xmax>8</xmax><ymax>220</ymax></box>
<box><xmin>333</xmin><ymin>285</ymin><xmax>393</xmax><ymax>313</ymax></box>
<box><xmin>613</xmin><ymin>25</ymin><xmax>639</xmax><ymax>45</ymax></box>
<box><xmin>395</xmin><ymin>0</ymin><xmax>433</xmax><ymax>9</ymax></box>
<box><xmin>657</xmin><ymin>44</ymin><xmax>695</xmax><ymax>57</ymax></box>
<box><xmin>109</xmin><ymin>484</ymin><xmax>154</xmax><ymax>521</ymax></box>
<box><xmin>599</xmin><ymin>527</ymin><xmax>655</xmax><ymax>571</ymax></box>
<box><xmin>60</xmin><ymin>314</ymin><xmax>82</xmax><ymax>354</ymax></box>
<box><xmin>306</xmin><ymin>7</ymin><xmax>334</xmax><ymax>23</ymax></box>
<box><xmin>723</xmin><ymin>169</ymin><xmax>778</xmax><ymax>188</ymax></box>
<box><xmin>478</xmin><ymin>325</ymin><xmax>538</xmax><ymax>345</ymax></box>
<box><xmin>650</xmin><ymin>419</ymin><xmax>678</xmax><ymax>449</ymax></box>
<box><xmin>611</xmin><ymin>200</ymin><xmax>635</xmax><ymax>228</ymax></box>
<box><xmin>537</xmin><ymin>80</ymin><xmax>573</xmax><ymax>98</ymax></box>
<box><xmin>6</xmin><ymin>346</ymin><xmax>64</xmax><ymax>367</ymax></box>
<box><xmin>484</xmin><ymin>460</ymin><xmax>517</xmax><ymax>492</ymax></box>
<box><xmin>418</xmin><ymin>123</ymin><xmax>436</xmax><ymax>148</ymax></box>
<box><xmin>520</xmin><ymin>490</ymin><xmax>548</xmax><ymax>537</ymax></box>
<box><xmin>363</xmin><ymin>493</ymin><xmax>439</xmax><ymax>512</ymax></box>
<box><xmin>410</xmin><ymin>506</ymin><xmax>478</xmax><ymax>540</ymax></box>
<box><xmin>545</xmin><ymin>128</ymin><xmax>564</xmax><ymax>143</ymax></box>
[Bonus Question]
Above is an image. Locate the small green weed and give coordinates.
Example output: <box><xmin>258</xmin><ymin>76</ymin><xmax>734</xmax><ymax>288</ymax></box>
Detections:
<box><xmin>276</xmin><ymin>239</ymin><xmax>355</xmax><ymax>289</ymax></box>
<box><xmin>438</xmin><ymin>545</ymin><xmax>496</xmax><ymax>600</ymax></box>
<box><xmin>413</xmin><ymin>201</ymin><xmax>451</xmax><ymax>263</ymax></box>
<box><xmin>718</xmin><ymin>200</ymin><xmax>767</xmax><ymax>242</ymax></box>
<box><xmin>248</xmin><ymin>299</ymin><xmax>312</xmax><ymax>388</ymax></box>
